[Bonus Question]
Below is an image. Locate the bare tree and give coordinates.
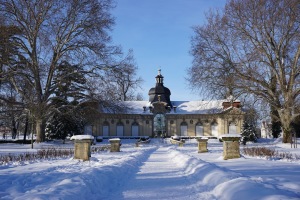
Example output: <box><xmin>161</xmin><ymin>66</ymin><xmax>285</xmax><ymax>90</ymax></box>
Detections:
<box><xmin>112</xmin><ymin>50</ymin><xmax>143</xmax><ymax>101</ymax></box>
<box><xmin>0</xmin><ymin>0</ymin><xmax>118</xmax><ymax>142</ymax></box>
<box><xmin>95</xmin><ymin>50</ymin><xmax>143</xmax><ymax>101</ymax></box>
<box><xmin>188</xmin><ymin>0</ymin><xmax>300</xmax><ymax>143</ymax></box>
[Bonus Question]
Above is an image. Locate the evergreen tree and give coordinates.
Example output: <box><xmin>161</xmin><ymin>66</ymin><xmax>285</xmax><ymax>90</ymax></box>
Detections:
<box><xmin>45</xmin><ymin>61</ymin><xmax>89</xmax><ymax>140</ymax></box>
<box><xmin>241</xmin><ymin>121</ymin><xmax>257</xmax><ymax>145</ymax></box>
<box><xmin>45</xmin><ymin>110</ymin><xmax>84</xmax><ymax>140</ymax></box>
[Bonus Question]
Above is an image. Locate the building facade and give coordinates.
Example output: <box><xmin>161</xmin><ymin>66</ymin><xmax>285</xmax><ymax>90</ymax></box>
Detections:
<box><xmin>87</xmin><ymin>70</ymin><xmax>244</xmax><ymax>138</ymax></box>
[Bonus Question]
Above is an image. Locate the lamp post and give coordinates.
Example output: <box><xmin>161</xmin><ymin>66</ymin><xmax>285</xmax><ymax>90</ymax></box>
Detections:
<box><xmin>27</xmin><ymin>109</ymin><xmax>34</xmax><ymax>149</ymax></box>
<box><xmin>91</xmin><ymin>124</ymin><xmax>95</xmax><ymax>145</ymax></box>
<box><xmin>31</xmin><ymin>126</ymin><xmax>33</xmax><ymax>149</ymax></box>
<box><xmin>291</xmin><ymin>107</ymin><xmax>297</xmax><ymax>148</ymax></box>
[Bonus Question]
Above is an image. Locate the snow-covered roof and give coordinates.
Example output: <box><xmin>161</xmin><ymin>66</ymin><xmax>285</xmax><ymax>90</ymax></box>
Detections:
<box><xmin>171</xmin><ymin>100</ymin><xmax>224</xmax><ymax>114</ymax></box>
<box><xmin>100</xmin><ymin>99</ymin><xmax>236</xmax><ymax>115</ymax></box>
<box><xmin>121</xmin><ymin>101</ymin><xmax>152</xmax><ymax>114</ymax></box>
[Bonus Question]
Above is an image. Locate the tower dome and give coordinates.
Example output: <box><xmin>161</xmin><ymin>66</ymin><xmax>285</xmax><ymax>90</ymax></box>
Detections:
<box><xmin>148</xmin><ymin>69</ymin><xmax>172</xmax><ymax>107</ymax></box>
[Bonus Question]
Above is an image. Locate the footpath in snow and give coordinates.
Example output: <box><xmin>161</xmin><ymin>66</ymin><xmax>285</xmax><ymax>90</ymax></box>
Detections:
<box><xmin>110</xmin><ymin>147</ymin><xmax>197</xmax><ymax>199</ymax></box>
<box><xmin>0</xmin><ymin>139</ymin><xmax>299</xmax><ymax>200</ymax></box>
<box><xmin>106</xmin><ymin>145</ymin><xmax>299</xmax><ymax>200</ymax></box>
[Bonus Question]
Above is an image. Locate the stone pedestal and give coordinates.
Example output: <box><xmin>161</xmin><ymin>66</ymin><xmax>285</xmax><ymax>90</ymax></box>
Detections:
<box><xmin>197</xmin><ymin>138</ymin><xmax>208</xmax><ymax>153</ymax></box>
<box><xmin>178</xmin><ymin>142</ymin><xmax>184</xmax><ymax>147</ymax></box>
<box><xmin>71</xmin><ymin>135</ymin><xmax>94</xmax><ymax>161</ymax></box>
<box><xmin>109</xmin><ymin>138</ymin><xmax>121</xmax><ymax>152</ymax></box>
<box><xmin>221</xmin><ymin>136</ymin><xmax>241</xmax><ymax>160</ymax></box>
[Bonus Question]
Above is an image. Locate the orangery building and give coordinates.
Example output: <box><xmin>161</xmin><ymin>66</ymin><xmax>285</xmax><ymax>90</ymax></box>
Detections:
<box><xmin>85</xmin><ymin>70</ymin><xmax>244</xmax><ymax>138</ymax></box>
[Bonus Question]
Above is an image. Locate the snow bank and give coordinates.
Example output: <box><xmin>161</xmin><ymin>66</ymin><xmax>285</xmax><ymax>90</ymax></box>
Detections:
<box><xmin>108</xmin><ymin>138</ymin><xmax>121</xmax><ymax>141</ymax></box>
<box><xmin>219</xmin><ymin>133</ymin><xmax>241</xmax><ymax>138</ymax></box>
<box><xmin>0</xmin><ymin>139</ymin><xmax>299</xmax><ymax>199</ymax></box>
<box><xmin>70</xmin><ymin>135</ymin><xmax>94</xmax><ymax>140</ymax></box>
<box><xmin>0</xmin><ymin>144</ymin><xmax>156</xmax><ymax>200</ymax></box>
<box><xmin>171</xmin><ymin>145</ymin><xmax>299</xmax><ymax>200</ymax></box>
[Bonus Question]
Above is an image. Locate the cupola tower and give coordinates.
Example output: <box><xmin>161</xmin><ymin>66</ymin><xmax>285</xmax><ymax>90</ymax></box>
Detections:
<box><xmin>148</xmin><ymin>69</ymin><xmax>172</xmax><ymax>108</ymax></box>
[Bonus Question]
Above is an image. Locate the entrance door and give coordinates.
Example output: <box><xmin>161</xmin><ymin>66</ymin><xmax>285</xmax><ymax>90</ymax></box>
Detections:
<box><xmin>154</xmin><ymin>114</ymin><xmax>166</xmax><ymax>136</ymax></box>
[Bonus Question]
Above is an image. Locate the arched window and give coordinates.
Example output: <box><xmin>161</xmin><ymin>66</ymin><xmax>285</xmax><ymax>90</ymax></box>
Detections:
<box><xmin>195</xmin><ymin>122</ymin><xmax>204</xmax><ymax>136</ymax></box>
<box><xmin>131</xmin><ymin>122</ymin><xmax>139</xmax><ymax>137</ymax></box>
<box><xmin>180</xmin><ymin>121</ymin><xmax>188</xmax><ymax>136</ymax></box>
<box><xmin>229</xmin><ymin>122</ymin><xmax>237</xmax><ymax>134</ymax></box>
<box><xmin>102</xmin><ymin>121</ymin><xmax>109</xmax><ymax>136</ymax></box>
<box><xmin>211</xmin><ymin>122</ymin><xmax>218</xmax><ymax>137</ymax></box>
<box><xmin>116</xmin><ymin>122</ymin><xmax>124</xmax><ymax>137</ymax></box>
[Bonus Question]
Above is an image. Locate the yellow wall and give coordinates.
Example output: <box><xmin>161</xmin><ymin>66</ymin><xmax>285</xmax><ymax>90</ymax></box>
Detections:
<box><xmin>93</xmin><ymin>112</ymin><xmax>243</xmax><ymax>137</ymax></box>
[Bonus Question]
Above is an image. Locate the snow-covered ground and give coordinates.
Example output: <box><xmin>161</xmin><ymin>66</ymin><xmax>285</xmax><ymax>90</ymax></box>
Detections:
<box><xmin>0</xmin><ymin>138</ymin><xmax>299</xmax><ymax>200</ymax></box>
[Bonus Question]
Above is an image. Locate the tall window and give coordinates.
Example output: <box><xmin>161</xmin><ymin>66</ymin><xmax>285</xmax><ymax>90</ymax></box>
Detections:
<box><xmin>211</xmin><ymin>122</ymin><xmax>218</xmax><ymax>137</ymax></box>
<box><xmin>195</xmin><ymin>122</ymin><xmax>204</xmax><ymax>136</ymax></box>
<box><xmin>116</xmin><ymin>122</ymin><xmax>124</xmax><ymax>136</ymax></box>
<box><xmin>102</xmin><ymin>121</ymin><xmax>109</xmax><ymax>136</ymax></box>
<box><xmin>180</xmin><ymin>121</ymin><xmax>188</xmax><ymax>136</ymax></box>
<box><xmin>131</xmin><ymin>122</ymin><xmax>139</xmax><ymax>137</ymax></box>
<box><xmin>229</xmin><ymin>122</ymin><xmax>237</xmax><ymax>134</ymax></box>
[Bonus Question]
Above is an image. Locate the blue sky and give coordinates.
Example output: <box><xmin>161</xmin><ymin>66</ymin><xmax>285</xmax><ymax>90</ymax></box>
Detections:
<box><xmin>111</xmin><ymin>0</ymin><xmax>226</xmax><ymax>101</ymax></box>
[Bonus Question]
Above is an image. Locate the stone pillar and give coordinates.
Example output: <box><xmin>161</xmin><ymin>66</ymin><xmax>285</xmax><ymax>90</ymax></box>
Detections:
<box><xmin>221</xmin><ymin>136</ymin><xmax>241</xmax><ymax>160</ymax></box>
<box><xmin>197</xmin><ymin>138</ymin><xmax>208</xmax><ymax>153</ymax></box>
<box><xmin>71</xmin><ymin>135</ymin><xmax>94</xmax><ymax>161</ymax></box>
<box><xmin>109</xmin><ymin>138</ymin><xmax>121</xmax><ymax>152</ymax></box>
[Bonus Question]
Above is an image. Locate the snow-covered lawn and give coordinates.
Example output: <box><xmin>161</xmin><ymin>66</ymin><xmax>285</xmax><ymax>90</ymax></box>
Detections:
<box><xmin>0</xmin><ymin>138</ymin><xmax>299</xmax><ymax>200</ymax></box>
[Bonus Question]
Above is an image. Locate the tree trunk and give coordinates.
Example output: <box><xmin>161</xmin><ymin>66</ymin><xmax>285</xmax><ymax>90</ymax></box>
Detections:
<box><xmin>282</xmin><ymin>128</ymin><xmax>291</xmax><ymax>144</ymax></box>
<box><xmin>12</xmin><ymin>119</ymin><xmax>17</xmax><ymax>139</ymax></box>
<box><xmin>271</xmin><ymin>106</ymin><xmax>281</xmax><ymax>138</ymax></box>
<box><xmin>279</xmin><ymin>109</ymin><xmax>292</xmax><ymax>143</ymax></box>
<box><xmin>35</xmin><ymin>118</ymin><xmax>45</xmax><ymax>143</ymax></box>
<box><xmin>270</xmin><ymin>73</ymin><xmax>281</xmax><ymax>138</ymax></box>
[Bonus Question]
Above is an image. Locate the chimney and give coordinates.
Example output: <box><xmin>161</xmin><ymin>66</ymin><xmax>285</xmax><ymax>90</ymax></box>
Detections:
<box><xmin>149</xmin><ymin>106</ymin><xmax>153</xmax><ymax>113</ymax></box>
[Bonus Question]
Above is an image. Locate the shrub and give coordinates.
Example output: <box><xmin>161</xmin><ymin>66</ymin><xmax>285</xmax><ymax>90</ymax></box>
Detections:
<box><xmin>242</xmin><ymin>146</ymin><xmax>299</xmax><ymax>161</ymax></box>
<box><xmin>0</xmin><ymin>145</ymin><xmax>110</xmax><ymax>165</ymax></box>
